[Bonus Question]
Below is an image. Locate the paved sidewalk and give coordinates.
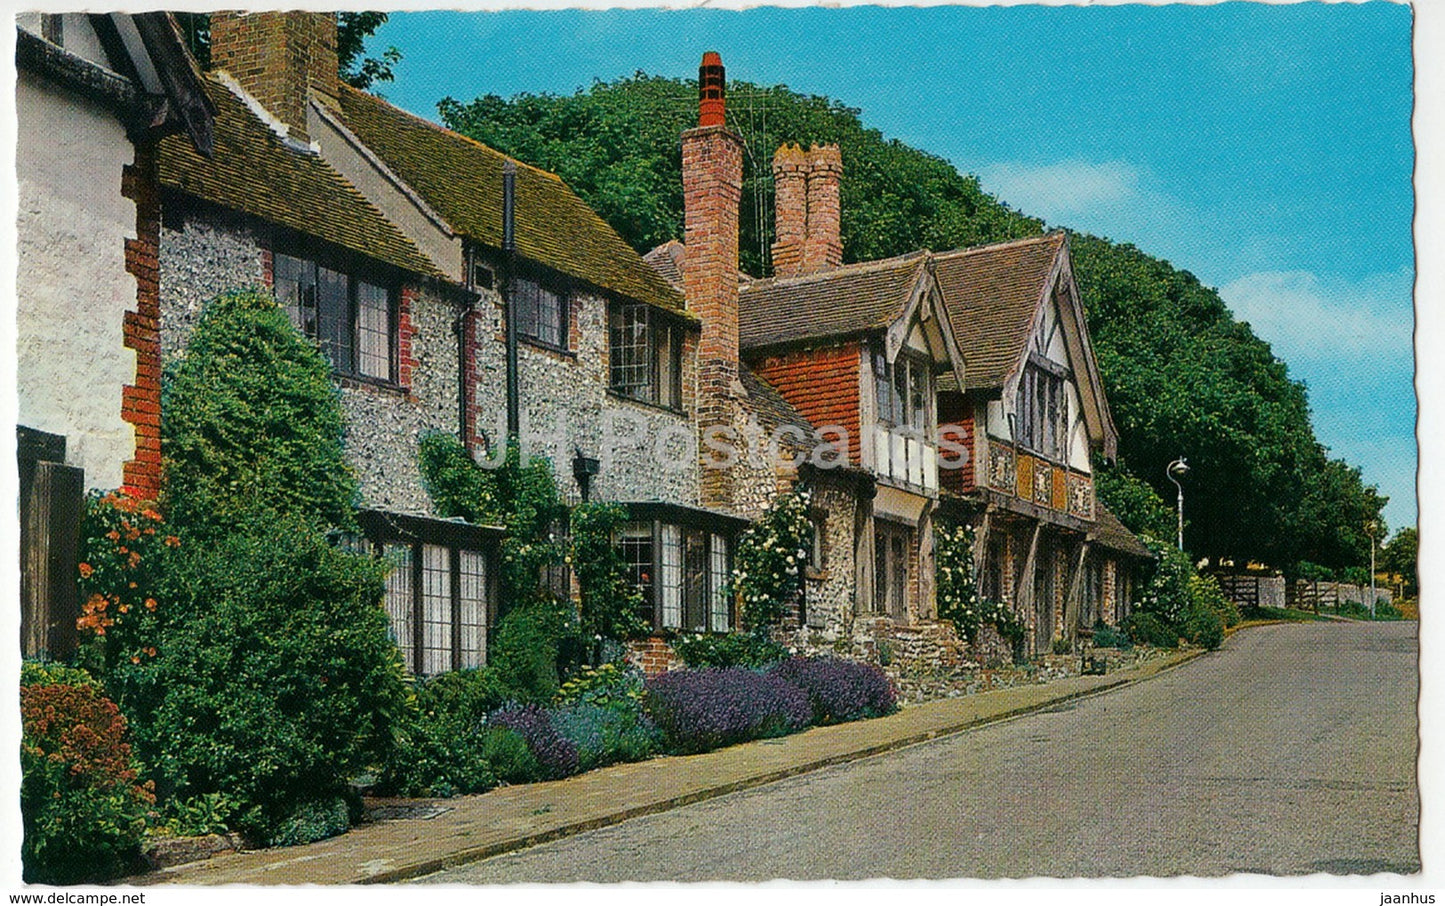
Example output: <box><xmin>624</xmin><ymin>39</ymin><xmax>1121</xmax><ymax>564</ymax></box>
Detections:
<box><xmin>135</xmin><ymin>646</ymin><xmax>1207</xmax><ymax>886</ymax></box>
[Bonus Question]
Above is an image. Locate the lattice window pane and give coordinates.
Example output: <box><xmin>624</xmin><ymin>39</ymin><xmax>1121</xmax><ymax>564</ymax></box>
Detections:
<box><xmin>683</xmin><ymin>529</ymin><xmax>708</xmax><ymax>632</ymax></box>
<box><xmin>618</xmin><ymin>523</ymin><xmax>655</xmax><ymax>627</ymax></box>
<box><xmin>317</xmin><ymin>265</ymin><xmax>352</xmax><ymax>373</ymax></box>
<box><xmin>382</xmin><ymin>543</ymin><xmax>414</xmax><ymax>672</ymax></box>
<box><xmin>709</xmin><ymin>533</ymin><xmax>730</xmax><ymax>632</ymax></box>
<box><xmin>421</xmin><ymin>544</ymin><xmax>452</xmax><ymax>675</ymax></box>
<box><xmin>357</xmin><ymin>280</ymin><xmax>391</xmax><ymax>380</ymax></box>
<box><xmin>660</xmin><ymin>524</ymin><xmax>682</xmax><ymax>629</ymax></box>
<box><xmin>609</xmin><ymin>303</ymin><xmax>654</xmax><ymax>400</ymax></box>
<box><xmin>274</xmin><ymin>253</ymin><xmax>315</xmax><ymax>337</ymax></box>
<box><xmin>459</xmin><ymin>550</ymin><xmax>487</xmax><ymax>669</ymax></box>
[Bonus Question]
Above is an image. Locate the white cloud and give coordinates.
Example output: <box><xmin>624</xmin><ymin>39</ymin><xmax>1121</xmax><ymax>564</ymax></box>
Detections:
<box><xmin>976</xmin><ymin>160</ymin><xmax>1144</xmax><ymax>220</ymax></box>
<box><xmin>1218</xmin><ymin>269</ymin><xmax>1414</xmax><ymax>364</ymax></box>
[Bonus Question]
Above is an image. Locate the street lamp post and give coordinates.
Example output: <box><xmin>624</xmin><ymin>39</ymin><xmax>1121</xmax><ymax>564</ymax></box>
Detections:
<box><xmin>1167</xmin><ymin>457</ymin><xmax>1189</xmax><ymax>552</ymax></box>
<box><xmin>1366</xmin><ymin>520</ymin><xmax>1380</xmax><ymax>619</ymax></box>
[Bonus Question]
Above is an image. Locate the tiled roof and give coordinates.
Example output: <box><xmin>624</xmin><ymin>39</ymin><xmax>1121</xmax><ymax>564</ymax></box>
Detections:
<box><xmin>1093</xmin><ymin>501</ymin><xmax>1154</xmax><ymax>559</ymax></box>
<box><xmin>338</xmin><ymin>85</ymin><xmax>686</xmax><ymax>316</ymax></box>
<box><xmin>933</xmin><ymin>232</ymin><xmax>1066</xmax><ymax>391</ymax></box>
<box><xmin>643</xmin><ymin>240</ymin><xmax>686</xmax><ymax>292</ymax></box>
<box><xmin>740</xmin><ymin>366</ymin><xmax>815</xmax><ymax>437</ymax></box>
<box><xmin>157</xmin><ymin>75</ymin><xmax>438</xmax><ymax>278</ymax></box>
<box><xmin>738</xmin><ymin>251</ymin><xmax>929</xmax><ymax>351</ymax></box>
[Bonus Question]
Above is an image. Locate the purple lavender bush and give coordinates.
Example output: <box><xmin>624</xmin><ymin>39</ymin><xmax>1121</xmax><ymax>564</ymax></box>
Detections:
<box><xmin>488</xmin><ymin>704</ymin><xmax>579</xmax><ymax>780</ymax></box>
<box><xmin>643</xmin><ymin>667</ymin><xmax>812</xmax><ymax>754</ymax></box>
<box><xmin>768</xmin><ymin>656</ymin><xmax>897</xmax><ymax>724</ymax></box>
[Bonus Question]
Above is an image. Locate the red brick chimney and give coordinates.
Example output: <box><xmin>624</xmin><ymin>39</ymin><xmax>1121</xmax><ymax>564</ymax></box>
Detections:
<box><xmin>682</xmin><ymin>51</ymin><xmax>744</xmax><ymax>510</ymax></box>
<box><xmin>771</xmin><ymin>143</ymin><xmax>843</xmax><ymax>278</ymax></box>
<box><xmin>209</xmin><ymin>11</ymin><xmax>340</xmax><ymax>143</ymax></box>
<box><xmin>803</xmin><ymin>144</ymin><xmax>843</xmax><ymax>273</ymax></box>
<box><xmin>770</xmin><ymin>144</ymin><xmax>807</xmax><ymax>278</ymax></box>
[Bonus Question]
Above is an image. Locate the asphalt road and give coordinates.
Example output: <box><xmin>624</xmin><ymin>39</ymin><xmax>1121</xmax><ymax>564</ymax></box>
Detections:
<box><xmin>418</xmin><ymin>621</ymin><xmax>1419</xmax><ymax>881</ymax></box>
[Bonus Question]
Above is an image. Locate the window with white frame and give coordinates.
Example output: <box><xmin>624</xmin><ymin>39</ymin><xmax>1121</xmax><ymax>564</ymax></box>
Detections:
<box><xmin>273</xmin><ymin>251</ymin><xmax>395</xmax><ymax>381</ymax></box>
<box><xmin>872</xmin><ymin>344</ymin><xmax>936</xmax><ymax>487</ymax></box>
<box><xmin>359</xmin><ymin>513</ymin><xmax>495</xmax><ymax>676</ymax></box>
<box><xmin>609</xmin><ymin>302</ymin><xmax>684</xmax><ymax>409</ymax></box>
<box><xmin>619</xmin><ymin>518</ymin><xmax>732</xmax><ymax>632</ymax></box>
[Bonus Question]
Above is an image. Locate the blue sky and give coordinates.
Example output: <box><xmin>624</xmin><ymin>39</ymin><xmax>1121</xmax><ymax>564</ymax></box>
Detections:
<box><xmin>372</xmin><ymin>3</ymin><xmax>1416</xmax><ymax>533</ymax></box>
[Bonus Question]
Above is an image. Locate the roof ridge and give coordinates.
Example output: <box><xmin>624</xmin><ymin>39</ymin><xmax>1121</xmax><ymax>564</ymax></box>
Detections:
<box><xmin>744</xmin><ymin>248</ymin><xmax>930</xmax><ymax>290</ymax></box>
<box><xmin>934</xmin><ymin>230</ymin><xmax>1066</xmax><ymax>261</ymax></box>
<box><xmin>338</xmin><ymin>83</ymin><xmax>564</xmax><ymax>185</ymax></box>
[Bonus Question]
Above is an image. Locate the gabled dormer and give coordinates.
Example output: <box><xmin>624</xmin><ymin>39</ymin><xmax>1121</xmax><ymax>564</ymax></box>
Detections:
<box><xmin>740</xmin><ymin>250</ymin><xmax>965</xmax><ymax>494</ymax></box>
<box><xmin>933</xmin><ymin>232</ymin><xmax>1117</xmax><ymax>524</ymax></box>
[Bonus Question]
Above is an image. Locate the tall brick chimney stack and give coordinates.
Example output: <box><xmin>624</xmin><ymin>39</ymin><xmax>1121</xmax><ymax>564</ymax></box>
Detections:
<box><xmin>770</xmin><ymin>144</ymin><xmax>808</xmax><ymax>278</ymax></box>
<box><xmin>771</xmin><ymin>143</ymin><xmax>843</xmax><ymax>278</ymax></box>
<box><xmin>802</xmin><ymin>144</ymin><xmax>843</xmax><ymax>273</ymax></box>
<box><xmin>209</xmin><ymin>11</ymin><xmax>340</xmax><ymax>143</ymax></box>
<box><xmin>682</xmin><ymin>51</ymin><xmax>744</xmax><ymax>511</ymax></box>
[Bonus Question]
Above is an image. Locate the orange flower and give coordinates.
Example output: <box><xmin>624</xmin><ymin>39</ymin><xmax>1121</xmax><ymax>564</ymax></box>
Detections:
<box><xmin>118</xmin><ymin>603</ymin><xmax>130</xmax><ymax>614</ymax></box>
<box><xmin>128</xmin><ymin>551</ymin><xmax>141</xmax><ymax>568</ymax></box>
<box><xmin>141</xmin><ymin>509</ymin><xmax>161</xmax><ymax>522</ymax></box>
<box><xmin>128</xmin><ymin>581</ymin><xmax>137</xmax><ymax>589</ymax></box>
<box><xmin>106</xmin><ymin>530</ymin><xmax>121</xmax><ymax>542</ymax></box>
<box><xmin>144</xmin><ymin>598</ymin><xmax>157</xmax><ymax>611</ymax></box>
<box><xmin>163</xmin><ymin>535</ymin><xmax>180</xmax><ymax>548</ymax></box>
<box><xmin>143</xmin><ymin>527</ymin><xmax>156</xmax><ymax>535</ymax></box>
<box><xmin>145</xmin><ymin>647</ymin><xmax>157</xmax><ymax>657</ymax></box>
<box><xmin>130</xmin><ymin>655</ymin><xmax>140</xmax><ymax>665</ymax></box>
<box><xmin>78</xmin><ymin>562</ymin><xmax>93</xmax><ymax>579</ymax></box>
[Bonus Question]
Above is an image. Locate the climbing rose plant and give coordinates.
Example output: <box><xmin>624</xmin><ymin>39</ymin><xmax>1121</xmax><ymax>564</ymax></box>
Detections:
<box><xmin>731</xmin><ymin>487</ymin><xmax>813</xmax><ymax>632</ymax></box>
<box><xmin>934</xmin><ymin>521</ymin><xmax>1025</xmax><ymax>647</ymax></box>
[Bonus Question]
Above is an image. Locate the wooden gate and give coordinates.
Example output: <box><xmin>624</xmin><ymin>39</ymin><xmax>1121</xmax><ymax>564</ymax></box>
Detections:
<box><xmin>19</xmin><ymin>427</ymin><xmax>84</xmax><ymax>659</ymax></box>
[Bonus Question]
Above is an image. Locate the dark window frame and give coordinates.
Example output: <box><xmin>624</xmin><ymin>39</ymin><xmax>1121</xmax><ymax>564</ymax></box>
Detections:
<box><xmin>609</xmin><ymin>301</ymin><xmax>685</xmax><ymax>411</ymax></box>
<box><xmin>510</xmin><ymin>272</ymin><xmax>571</xmax><ymax>353</ymax></box>
<box><xmin>272</xmin><ymin>247</ymin><xmax>399</xmax><ymax>385</ymax></box>
<box><xmin>1017</xmin><ymin>357</ymin><xmax>1069</xmax><ymax>463</ymax></box>
<box><xmin>616</xmin><ymin>507</ymin><xmax>741</xmax><ymax>634</ymax></box>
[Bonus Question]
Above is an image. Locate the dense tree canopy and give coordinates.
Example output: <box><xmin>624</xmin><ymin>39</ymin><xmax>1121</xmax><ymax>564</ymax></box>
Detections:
<box><xmin>436</xmin><ymin>73</ymin><xmax>1389</xmax><ymax>575</ymax></box>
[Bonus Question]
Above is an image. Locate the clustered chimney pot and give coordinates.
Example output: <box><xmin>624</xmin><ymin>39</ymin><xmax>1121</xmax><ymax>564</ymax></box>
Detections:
<box><xmin>771</xmin><ymin>142</ymin><xmax>843</xmax><ymax>279</ymax></box>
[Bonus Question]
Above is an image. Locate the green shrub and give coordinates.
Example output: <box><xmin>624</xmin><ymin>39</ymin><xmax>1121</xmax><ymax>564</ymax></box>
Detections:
<box><xmin>379</xmin><ymin>669</ymin><xmax>506</xmax><ymax>798</ymax></box>
<box><xmin>1182</xmin><ymin>597</ymin><xmax>1225</xmax><ymax>650</ymax></box>
<box><xmin>111</xmin><ymin>511</ymin><xmax>407</xmax><ymax>842</ymax></box>
<box><xmin>21</xmin><ymin>681</ymin><xmax>153</xmax><ymax>884</ymax></box>
<box><xmin>160</xmin><ymin>792</ymin><xmax>240</xmax><ymax>837</ymax></box>
<box><xmin>1190</xmin><ymin>574</ymin><xmax>1241</xmax><ymax>629</ymax></box>
<box><xmin>264</xmin><ymin>795</ymin><xmax>353</xmax><ymax>848</ymax></box>
<box><xmin>480</xmin><ymin>726</ymin><xmax>542</xmax><ymax>785</ymax></box>
<box><xmin>555</xmin><ymin>661</ymin><xmax>644</xmax><ymax>707</ymax></box>
<box><xmin>1121</xmin><ymin>612</ymin><xmax>1179</xmax><ymax>648</ymax></box>
<box><xmin>1091</xmin><ymin>622</ymin><xmax>1131</xmax><ymax>650</ymax></box>
<box><xmin>162</xmin><ymin>288</ymin><xmax>358</xmax><ymax>533</ymax></box>
<box><xmin>673</xmin><ymin>632</ymin><xmax>787</xmax><ymax>669</ymax></box>
<box><xmin>550</xmin><ymin>701</ymin><xmax>660</xmax><ymax>771</ymax></box>
<box><xmin>491</xmin><ymin>600</ymin><xmax>583</xmax><ymax>702</ymax></box>
<box><xmin>21</xmin><ymin>659</ymin><xmax>100</xmax><ymax>689</ymax></box>
<box><xmin>571</xmin><ymin>502</ymin><xmax>648</xmax><ymax>646</ymax></box>
<box><xmin>1137</xmin><ymin>537</ymin><xmax>1193</xmax><ymax>625</ymax></box>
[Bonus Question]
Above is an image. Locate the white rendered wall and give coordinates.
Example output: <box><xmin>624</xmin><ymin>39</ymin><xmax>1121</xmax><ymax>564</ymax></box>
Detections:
<box><xmin>16</xmin><ymin>72</ymin><xmax>137</xmax><ymax>489</ymax></box>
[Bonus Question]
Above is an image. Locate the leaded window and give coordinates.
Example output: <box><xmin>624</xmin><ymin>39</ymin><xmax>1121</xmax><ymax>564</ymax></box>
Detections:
<box><xmin>609</xmin><ymin>302</ymin><xmax>684</xmax><ymax>409</ymax></box>
<box><xmin>274</xmin><ymin>251</ymin><xmax>395</xmax><ymax>381</ymax></box>
<box><xmin>1018</xmin><ymin>361</ymin><xmax>1068</xmax><ymax>462</ymax></box>
<box><xmin>618</xmin><ymin>519</ymin><xmax>731</xmax><ymax>632</ymax></box>
<box><xmin>512</xmin><ymin>276</ymin><xmax>568</xmax><ymax>350</ymax></box>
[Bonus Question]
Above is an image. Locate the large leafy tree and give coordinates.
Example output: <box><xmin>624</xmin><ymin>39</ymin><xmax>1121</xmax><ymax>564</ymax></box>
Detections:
<box><xmin>437</xmin><ymin>73</ymin><xmax>1389</xmax><ymax>574</ymax></box>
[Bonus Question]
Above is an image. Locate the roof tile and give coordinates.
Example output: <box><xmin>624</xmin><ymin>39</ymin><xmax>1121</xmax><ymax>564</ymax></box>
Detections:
<box><xmin>737</xmin><ymin>252</ymin><xmax>929</xmax><ymax>351</ymax></box>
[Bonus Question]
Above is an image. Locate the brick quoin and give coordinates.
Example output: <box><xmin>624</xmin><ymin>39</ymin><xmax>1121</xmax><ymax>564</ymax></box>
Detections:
<box><xmin>461</xmin><ymin>306</ymin><xmax>483</xmax><ymax>453</ymax></box>
<box><xmin>397</xmin><ymin>286</ymin><xmax>416</xmax><ymax>389</ymax></box>
<box><xmin>120</xmin><ymin>146</ymin><xmax>162</xmax><ymax>500</ymax></box>
<box><xmin>750</xmin><ymin>343</ymin><xmax>862</xmax><ymax>465</ymax></box>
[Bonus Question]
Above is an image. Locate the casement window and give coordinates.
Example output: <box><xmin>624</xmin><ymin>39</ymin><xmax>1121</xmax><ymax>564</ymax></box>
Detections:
<box><xmin>874</xmin><ymin>520</ymin><xmax>912</xmax><ymax>621</ymax></box>
<box><xmin>274</xmin><ymin>251</ymin><xmax>395</xmax><ymax>382</ymax></box>
<box><xmin>355</xmin><ymin>512</ymin><xmax>498</xmax><ymax>676</ymax></box>
<box><xmin>872</xmin><ymin>344</ymin><xmax>936</xmax><ymax>488</ymax></box>
<box><xmin>617</xmin><ymin>518</ymin><xmax>733</xmax><ymax>633</ymax></box>
<box><xmin>609</xmin><ymin>302</ymin><xmax>684</xmax><ymax>409</ymax></box>
<box><xmin>1017</xmin><ymin>359</ymin><xmax>1068</xmax><ymax>462</ymax></box>
<box><xmin>511</xmin><ymin>276</ymin><xmax>568</xmax><ymax>350</ymax></box>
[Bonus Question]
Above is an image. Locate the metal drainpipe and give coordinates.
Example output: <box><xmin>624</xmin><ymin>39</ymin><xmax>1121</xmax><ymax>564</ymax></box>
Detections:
<box><xmin>502</xmin><ymin>159</ymin><xmax>520</xmax><ymax>442</ymax></box>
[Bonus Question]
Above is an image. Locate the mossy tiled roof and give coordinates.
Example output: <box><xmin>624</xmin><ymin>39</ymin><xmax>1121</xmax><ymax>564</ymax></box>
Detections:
<box><xmin>737</xmin><ymin>251</ymin><xmax>930</xmax><ymax>352</ymax></box>
<box><xmin>338</xmin><ymin>85</ymin><xmax>686</xmax><ymax>316</ymax></box>
<box><xmin>157</xmin><ymin>75</ymin><xmax>439</xmax><ymax>278</ymax></box>
<box><xmin>932</xmin><ymin>232</ymin><xmax>1066</xmax><ymax>392</ymax></box>
<box><xmin>1093</xmin><ymin>501</ymin><xmax>1154</xmax><ymax>559</ymax></box>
